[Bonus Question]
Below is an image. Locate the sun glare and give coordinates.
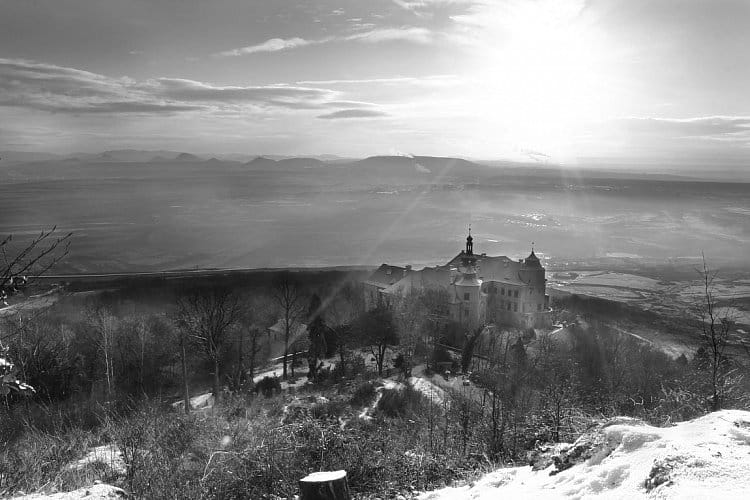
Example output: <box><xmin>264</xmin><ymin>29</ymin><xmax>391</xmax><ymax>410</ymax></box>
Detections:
<box><xmin>467</xmin><ymin>0</ymin><xmax>612</xmax><ymax>161</ymax></box>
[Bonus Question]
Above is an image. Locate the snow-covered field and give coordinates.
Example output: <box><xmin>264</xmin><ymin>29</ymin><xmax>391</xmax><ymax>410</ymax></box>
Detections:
<box><xmin>418</xmin><ymin>410</ymin><xmax>750</xmax><ymax>499</ymax></box>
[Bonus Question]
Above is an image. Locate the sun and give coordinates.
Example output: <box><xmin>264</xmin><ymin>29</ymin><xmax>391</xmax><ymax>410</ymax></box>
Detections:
<box><xmin>463</xmin><ymin>0</ymin><xmax>614</xmax><ymax>161</ymax></box>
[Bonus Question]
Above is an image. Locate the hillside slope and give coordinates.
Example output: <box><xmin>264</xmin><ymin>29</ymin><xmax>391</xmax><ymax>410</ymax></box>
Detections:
<box><xmin>419</xmin><ymin>410</ymin><xmax>750</xmax><ymax>499</ymax></box>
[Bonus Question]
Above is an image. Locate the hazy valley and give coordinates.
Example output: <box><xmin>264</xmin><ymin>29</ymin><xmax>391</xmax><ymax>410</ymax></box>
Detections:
<box><xmin>2</xmin><ymin>153</ymin><xmax>748</xmax><ymax>274</ymax></box>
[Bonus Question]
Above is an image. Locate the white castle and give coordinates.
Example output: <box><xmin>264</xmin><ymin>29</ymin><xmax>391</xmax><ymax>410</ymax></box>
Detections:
<box><xmin>363</xmin><ymin>230</ymin><xmax>551</xmax><ymax>329</ymax></box>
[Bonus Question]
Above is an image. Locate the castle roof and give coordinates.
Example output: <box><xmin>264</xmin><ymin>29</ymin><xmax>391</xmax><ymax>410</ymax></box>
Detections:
<box><xmin>368</xmin><ymin>238</ymin><xmax>545</xmax><ymax>297</ymax></box>
<box><xmin>454</xmin><ymin>273</ymin><xmax>481</xmax><ymax>287</ymax></box>
<box><xmin>524</xmin><ymin>249</ymin><xmax>542</xmax><ymax>267</ymax></box>
<box><xmin>365</xmin><ymin>264</ymin><xmax>406</xmax><ymax>288</ymax></box>
<box><xmin>380</xmin><ymin>265</ymin><xmax>451</xmax><ymax>296</ymax></box>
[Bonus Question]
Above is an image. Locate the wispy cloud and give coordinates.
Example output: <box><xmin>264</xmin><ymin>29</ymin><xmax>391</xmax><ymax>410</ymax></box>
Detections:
<box><xmin>296</xmin><ymin>74</ymin><xmax>462</xmax><ymax>86</ymax></box>
<box><xmin>317</xmin><ymin>109</ymin><xmax>389</xmax><ymax>119</ymax></box>
<box><xmin>391</xmin><ymin>0</ymin><xmax>477</xmax><ymax>19</ymax></box>
<box><xmin>150</xmin><ymin>78</ymin><xmax>337</xmax><ymax>109</ymax></box>
<box><xmin>0</xmin><ymin>58</ymin><xmax>373</xmax><ymax>115</ymax></box>
<box><xmin>216</xmin><ymin>37</ymin><xmax>320</xmax><ymax>57</ymax></box>
<box><xmin>617</xmin><ymin>116</ymin><xmax>750</xmax><ymax>142</ymax></box>
<box><xmin>392</xmin><ymin>0</ymin><xmax>472</xmax><ymax>10</ymax></box>
<box><xmin>346</xmin><ymin>27</ymin><xmax>433</xmax><ymax>44</ymax></box>
<box><xmin>217</xmin><ymin>26</ymin><xmax>437</xmax><ymax>57</ymax></box>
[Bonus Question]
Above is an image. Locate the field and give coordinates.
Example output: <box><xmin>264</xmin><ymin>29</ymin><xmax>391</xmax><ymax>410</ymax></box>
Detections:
<box><xmin>1</xmin><ymin>157</ymin><xmax>749</xmax><ymax>275</ymax></box>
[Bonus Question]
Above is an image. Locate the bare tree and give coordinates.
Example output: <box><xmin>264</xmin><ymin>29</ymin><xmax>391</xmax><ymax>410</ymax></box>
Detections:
<box><xmin>461</xmin><ymin>326</ymin><xmax>484</xmax><ymax>374</ymax></box>
<box><xmin>353</xmin><ymin>306</ymin><xmax>399</xmax><ymax>376</ymax></box>
<box><xmin>393</xmin><ymin>290</ymin><xmax>427</xmax><ymax>377</ymax></box>
<box><xmin>1</xmin><ymin>227</ymin><xmax>71</xmax><ymax>306</ymax></box>
<box><xmin>178</xmin><ymin>322</ymin><xmax>191</xmax><ymax>414</ymax></box>
<box><xmin>536</xmin><ymin>333</ymin><xmax>576</xmax><ymax>442</ymax></box>
<box><xmin>86</xmin><ymin>306</ymin><xmax>118</xmax><ymax>401</ymax></box>
<box><xmin>236</xmin><ymin>295</ymin><xmax>275</xmax><ymax>383</ymax></box>
<box><xmin>271</xmin><ymin>273</ymin><xmax>305</xmax><ymax>379</ymax></box>
<box><xmin>175</xmin><ymin>287</ymin><xmax>242</xmax><ymax>405</ymax></box>
<box><xmin>1</xmin><ymin>228</ymin><xmax>71</xmax><ymax>398</ymax></box>
<box><xmin>696</xmin><ymin>254</ymin><xmax>734</xmax><ymax>411</ymax></box>
<box><xmin>325</xmin><ymin>281</ymin><xmax>361</xmax><ymax>376</ymax></box>
<box><xmin>305</xmin><ymin>293</ymin><xmax>328</xmax><ymax>381</ymax></box>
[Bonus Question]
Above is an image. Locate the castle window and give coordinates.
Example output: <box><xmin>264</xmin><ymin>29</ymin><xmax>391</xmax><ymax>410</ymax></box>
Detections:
<box><xmin>464</xmin><ymin>308</ymin><xmax>469</xmax><ymax>316</ymax></box>
<box><xmin>464</xmin><ymin>292</ymin><xmax>470</xmax><ymax>301</ymax></box>
<box><xmin>501</xmin><ymin>288</ymin><xmax>505</xmax><ymax>295</ymax></box>
<box><xmin>513</xmin><ymin>303</ymin><xmax>518</xmax><ymax>312</ymax></box>
<box><xmin>507</xmin><ymin>302</ymin><xmax>511</xmax><ymax>310</ymax></box>
<box><xmin>514</xmin><ymin>290</ymin><xmax>519</xmax><ymax>298</ymax></box>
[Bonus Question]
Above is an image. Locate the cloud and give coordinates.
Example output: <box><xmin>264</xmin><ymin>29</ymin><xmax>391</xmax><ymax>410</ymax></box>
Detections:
<box><xmin>150</xmin><ymin>78</ymin><xmax>337</xmax><ymax>109</ymax></box>
<box><xmin>317</xmin><ymin>109</ymin><xmax>389</xmax><ymax>119</ymax></box>
<box><xmin>216</xmin><ymin>37</ymin><xmax>319</xmax><ymax>57</ymax></box>
<box><xmin>296</xmin><ymin>75</ymin><xmax>462</xmax><ymax>86</ymax></box>
<box><xmin>346</xmin><ymin>27</ymin><xmax>433</xmax><ymax>44</ymax></box>
<box><xmin>391</xmin><ymin>0</ymin><xmax>477</xmax><ymax>19</ymax></box>
<box><xmin>392</xmin><ymin>0</ymin><xmax>472</xmax><ymax>11</ymax></box>
<box><xmin>217</xmin><ymin>26</ymin><xmax>437</xmax><ymax>57</ymax></box>
<box><xmin>616</xmin><ymin>116</ymin><xmax>750</xmax><ymax>143</ymax></box>
<box><xmin>0</xmin><ymin>58</ymin><xmax>368</xmax><ymax>116</ymax></box>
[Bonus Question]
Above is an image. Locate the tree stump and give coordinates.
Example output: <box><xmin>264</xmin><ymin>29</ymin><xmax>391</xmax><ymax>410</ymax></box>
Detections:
<box><xmin>299</xmin><ymin>470</ymin><xmax>351</xmax><ymax>500</ymax></box>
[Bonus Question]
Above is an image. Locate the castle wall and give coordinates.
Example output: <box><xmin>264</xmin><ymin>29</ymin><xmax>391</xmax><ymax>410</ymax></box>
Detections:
<box><xmin>363</xmin><ymin>242</ymin><xmax>551</xmax><ymax>331</ymax></box>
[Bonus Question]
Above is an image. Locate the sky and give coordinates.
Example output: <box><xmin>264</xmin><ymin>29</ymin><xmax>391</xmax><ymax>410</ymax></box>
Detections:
<box><xmin>1</xmin><ymin>0</ymin><xmax>749</xmax><ymax>165</ymax></box>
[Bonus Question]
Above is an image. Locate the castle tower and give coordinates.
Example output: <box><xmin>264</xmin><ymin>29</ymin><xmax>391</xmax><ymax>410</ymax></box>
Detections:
<box><xmin>518</xmin><ymin>244</ymin><xmax>547</xmax><ymax>318</ymax></box>
<box><xmin>454</xmin><ymin>258</ymin><xmax>483</xmax><ymax>329</ymax></box>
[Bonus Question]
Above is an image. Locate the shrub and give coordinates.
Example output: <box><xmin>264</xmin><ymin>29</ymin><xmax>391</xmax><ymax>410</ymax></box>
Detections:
<box><xmin>0</xmin><ymin>426</ymin><xmax>98</xmax><ymax>494</ymax></box>
<box><xmin>348</xmin><ymin>353</ymin><xmax>367</xmax><ymax>377</ymax></box>
<box><xmin>310</xmin><ymin>400</ymin><xmax>347</xmax><ymax>420</ymax></box>
<box><xmin>376</xmin><ymin>384</ymin><xmax>423</xmax><ymax>419</ymax></box>
<box><xmin>349</xmin><ymin>381</ymin><xmax>377</xmax><ymax>407</ymax></box>
<box><xmin>254</xmin><ymin>376</ymin><xmax>281</xmax><ymax>398</ymax></box>
<box><xmin>109</xmin><ymin>405</ymin><xmax>200</xmax><ymax>498</ymax></box>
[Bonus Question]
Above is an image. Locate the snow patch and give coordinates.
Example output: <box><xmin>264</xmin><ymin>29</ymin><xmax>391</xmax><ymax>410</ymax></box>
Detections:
<box><xmin>419</xmin><ymin>410</ymin><xmax>750</xmax><ymax>499</ymax></box>
<box><xmin>359</xmin><ymin>379</ymin><xmax>404</xmax><ymax>421</ymax></box>
<box><xmin>12</xmin><ymin>484</ymin><xmax>126</xmax><ymax>499</ymax></box>
<box><xmin>301</xmin><ymin>470</ymin><xmax>347</xmax><ymax>482</ymax></box>
<box><xmin>408</xmin><ymin>376</ymin><xmax>446</xmax><ymax>406</ymax></box>
<box><xmin>67</xmin><ymin>445</ymin><xmax>126</xmax><ymax>476</ymax></box>
<box><xmin>171</xmin><ymin>392</ymin><xmax>214</xmax><ymax>411</ymax></box>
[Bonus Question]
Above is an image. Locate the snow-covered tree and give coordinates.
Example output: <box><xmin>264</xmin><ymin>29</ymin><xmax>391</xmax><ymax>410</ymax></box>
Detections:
<box><xmin>1</xmin><ymin>227</ymin><xmax>71</xmax><ymax>398</ymax></box>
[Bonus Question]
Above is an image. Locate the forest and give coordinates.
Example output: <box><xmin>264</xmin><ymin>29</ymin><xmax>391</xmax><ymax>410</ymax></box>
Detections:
<box><xmin>1</xmin><ymin>234</ymin><xmax>748</xmax><ymax>499</ymax></box>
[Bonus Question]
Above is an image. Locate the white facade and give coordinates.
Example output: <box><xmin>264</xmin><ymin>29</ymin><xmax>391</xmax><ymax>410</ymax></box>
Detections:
<box><xmin>364</xmin><ymin>232</ymin><xmax>551</xmax><ymax>329</ymax></box>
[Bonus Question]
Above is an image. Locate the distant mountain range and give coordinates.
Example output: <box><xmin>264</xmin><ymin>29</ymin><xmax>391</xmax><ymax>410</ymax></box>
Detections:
<box><xmin>0</xmin><ymin>150</ymin><xmax>353</xmax><ymax>164</ymax></box>
<box><xmin>1</xmin><ymin>150</ymin><xmax>747</xmax><ymax>182</ymax></box>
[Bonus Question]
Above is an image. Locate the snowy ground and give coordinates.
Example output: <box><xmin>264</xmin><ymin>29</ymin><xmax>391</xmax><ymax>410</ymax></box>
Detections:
<box><xmin>11</xmin><ymin>484</ymin><xmax>126</xmax><ymax>500</ymax></box>
<box><xmin>66</xmin><ymin>445</ymin><xmax>126</xmax><ymax>476</ymax></box>
<box><xmin>418</xmin><ymin>410</ymin><xmax>750</xmax><ymax>499</ymax></box>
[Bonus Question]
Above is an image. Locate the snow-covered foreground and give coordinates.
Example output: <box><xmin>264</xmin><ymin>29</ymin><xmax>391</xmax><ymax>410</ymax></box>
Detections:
<box><xmin>419</xmin><ymin>410</ymin><xmax>750</xmax><ymax>499</ymax></box>
<box><xmin>11</xmin><ymin>484</ymin><xmax>125</xmax><ymax>499</ymax></box>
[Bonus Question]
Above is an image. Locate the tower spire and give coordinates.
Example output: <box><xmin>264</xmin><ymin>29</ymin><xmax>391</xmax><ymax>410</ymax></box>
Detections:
<box><xmin>466</xmin><ymin>224</ymin><xmax>473</xmax><ymax>255</ymax></box>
